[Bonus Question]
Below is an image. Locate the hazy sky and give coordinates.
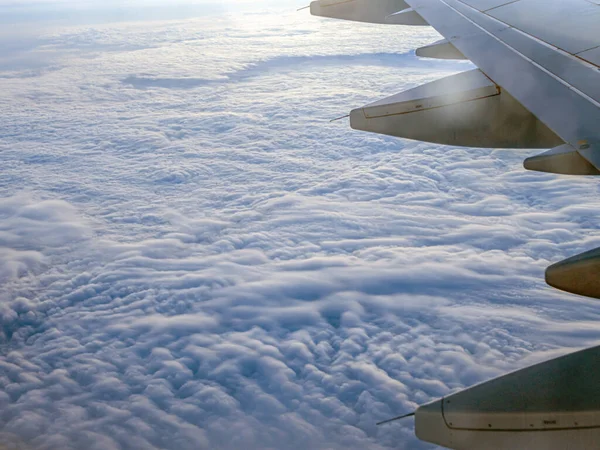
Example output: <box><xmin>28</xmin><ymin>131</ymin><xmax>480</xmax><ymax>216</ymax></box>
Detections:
<box><xmin>2</xmin><ymin>3</ymin><xmax>600</xmax><ymax>450</ymax></box>
<box><xmin>0</xmin><ymin>0</ymin><xmax>289</xmax><ymax>25</ymax></box>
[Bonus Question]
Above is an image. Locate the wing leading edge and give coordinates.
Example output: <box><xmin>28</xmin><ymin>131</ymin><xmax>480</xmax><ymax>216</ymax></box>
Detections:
<box><xmin>309</xmin><ymin>1</ymin><xmax>600</xmax><ymax>449</ymax></box>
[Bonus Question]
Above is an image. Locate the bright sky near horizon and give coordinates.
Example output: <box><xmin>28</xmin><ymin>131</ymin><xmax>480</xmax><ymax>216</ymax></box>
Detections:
<box><xmin>2</xmin><ymin>2</ymin><xmax>600</xmax><ymax>450</ymax></box>
<box><xmin>0</xmin><ymin>0</ymin><xmax>286</xmax><ymax>26</ymax></box>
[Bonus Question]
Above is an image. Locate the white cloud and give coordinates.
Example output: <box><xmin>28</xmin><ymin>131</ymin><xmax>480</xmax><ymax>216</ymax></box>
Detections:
<box><xmin>1</xmin><ymin>8</ymin><xmax>600</xmax><ymax>450</ymax></box>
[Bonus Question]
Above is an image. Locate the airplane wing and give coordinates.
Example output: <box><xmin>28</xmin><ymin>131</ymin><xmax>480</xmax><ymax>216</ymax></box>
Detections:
<box><xmin>308</xmin><ymin>1</ymin><xmax>600</xmax><ymax>449</ymax></box>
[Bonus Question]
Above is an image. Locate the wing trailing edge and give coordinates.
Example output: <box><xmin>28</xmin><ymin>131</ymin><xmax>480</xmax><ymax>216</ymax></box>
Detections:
<box><xmin>384</xmin><ymin>8</ymin><xmax>428</xmax><ymax>25</ymax></box>
<box><xmin>349</xmin><ymin>69</ymin><xmax>562</xmax><ymax>149</ymax></box>
<box><xmin>415</xmin><ymin>39</ymin><xmax>467</xmax><ymax>60</ymax></box>
<box><xmin>309</xmin><ymin>0</ymin><xmax>413</xmax><ymax>24</ymax></box>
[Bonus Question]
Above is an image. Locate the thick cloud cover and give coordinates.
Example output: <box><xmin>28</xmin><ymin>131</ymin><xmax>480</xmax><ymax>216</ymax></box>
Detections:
<box><xmin>2</xmin><ymin>6</ymin><xmax>600</xmax><ymax>450</ymax></box>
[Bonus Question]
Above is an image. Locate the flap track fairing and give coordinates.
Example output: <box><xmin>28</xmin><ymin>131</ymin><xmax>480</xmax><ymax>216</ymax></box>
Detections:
<box><xmin>546</xmin><ymin>247</ymin><xmax>600</xmax><ymax>299</ymax></box>
<box><xmin>524</xmin><ymin>144</ymin><xmax>600</xmax><ymax>175</ymax></box>
<box><xmin>415</xmin><ymin>39</ymin><xmax>467</xmax><ymax>60</ymax></box>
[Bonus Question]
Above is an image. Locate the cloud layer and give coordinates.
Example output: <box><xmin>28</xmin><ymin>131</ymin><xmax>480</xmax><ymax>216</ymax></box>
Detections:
<box><xmin>2</xmin><ymin>9</ymin><xmax>600</xmax><ymax>450</ymax></box>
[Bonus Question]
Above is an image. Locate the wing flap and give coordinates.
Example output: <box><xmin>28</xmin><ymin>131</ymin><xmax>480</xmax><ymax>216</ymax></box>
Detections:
<box><xmin>309</xmin><ymin>0</ymin><xmax>411</xmax><ymax>24</ymax></box>
<box><xmin>349</xmin><ymin>69</ymin><xmax>562</xmax><ymax>148</ymax></box>
<box><xmin>384</xmin><ymin>8</ymin><xmax>428</xmax><ymax>25</ymax></box>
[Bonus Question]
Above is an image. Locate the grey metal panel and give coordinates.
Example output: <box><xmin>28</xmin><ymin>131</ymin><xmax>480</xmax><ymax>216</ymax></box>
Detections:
<box><xmin>524</xmin><ymin>144</ymin><xmax>600</xmax><ymax>175</ymax></box>
<box><xmin>443</xmin><ymin>344</ymin><xmax>600</xmax><ymax>425</ymax></box>
<box><xmin>495</xmin><ymin>27</ymin><xmax>600</xmax><ymax>104</ymax></box>
<box><xmin>461</xmin><ymin>0</ymin><xmax>518</xmax><ymax>11</ymax></box>
<box><xmin>385</xmin><ymin>8</ymin><xmax>429</xmax><ymax>24</ymax></box>
<box><xmin>487</xmin><ymin>0</ymin><xmax>600</xmax><ymax>54</ymax></box>
<box><xmin>365</xmin><ymin>69</ymin><xmax>496</xmax><ymax>111</ymax></box>
<box><xmin>453</xmin><ymin>2</ymin><xmax>509</xmax><ymax>33</ymax></box>
<box><xmin>455</xmin><ymin>32</ymin><xmax>600</xmax><ymax>147</ymax></box>
<box><xmin>578</xmin><ymin>143</ymin><xmax>600</xmax><ymax>169</ymax></box>
<box><xmin>309</xmin><ymin>0</ymin><xmax>410</xmax><ymax>24</ymax></box>
<box><xmin>446</xmin><ymin>0</ymin><xmax>600</xmax><ymax>103</ymax></box>
<box><xmin>547</xmin><ymin>246</ymin><xmax>600</xmax><ymax>298</ymax></box>
<box><xmin>415</xmin><ymin>39</ymin><xmax>467</xmax><ymax>59</ymax></box>
<box><xmin>407</xmin><ymin>0</ymin><xmax>600</xmax><ymax>151</ymax></box>
<box><xmin>578</xmin><ymin>45</ymin><xmax>600</xmax><ymax>67</ymax></box>
<box><xmin>351</xmin><ymin>70</ymin><xmax>564</xmax><ymax>149</ymax></box>
<box><xmin>410</xmin><ymin>0</ymin><xmax>485</xmax><ymax>42</ymax></box>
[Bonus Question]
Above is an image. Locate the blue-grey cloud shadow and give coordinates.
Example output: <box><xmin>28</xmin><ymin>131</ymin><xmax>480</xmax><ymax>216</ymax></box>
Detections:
<box><xmin>122</xmin><ymin>52</ymin><xmax>467</xmax><ymax>89</ymax></box>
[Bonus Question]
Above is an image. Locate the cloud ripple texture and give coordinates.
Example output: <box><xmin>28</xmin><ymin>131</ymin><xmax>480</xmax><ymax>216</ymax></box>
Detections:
<box><xmin>1</xmin><ymin>6</ymin><xmax>600</xmax><ymax>450</ymax></box>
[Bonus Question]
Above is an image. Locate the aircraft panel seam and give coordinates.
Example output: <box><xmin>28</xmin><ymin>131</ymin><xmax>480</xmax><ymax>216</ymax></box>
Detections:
<box><xmin>428</xmin><ymin>0</ymin><xmax>600</xmax><ymax>109</ymax></box>
<box><xmin>481</xmin><ymin>0</ymin><xmax>521</xmax><ymax>13</ymax></box>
